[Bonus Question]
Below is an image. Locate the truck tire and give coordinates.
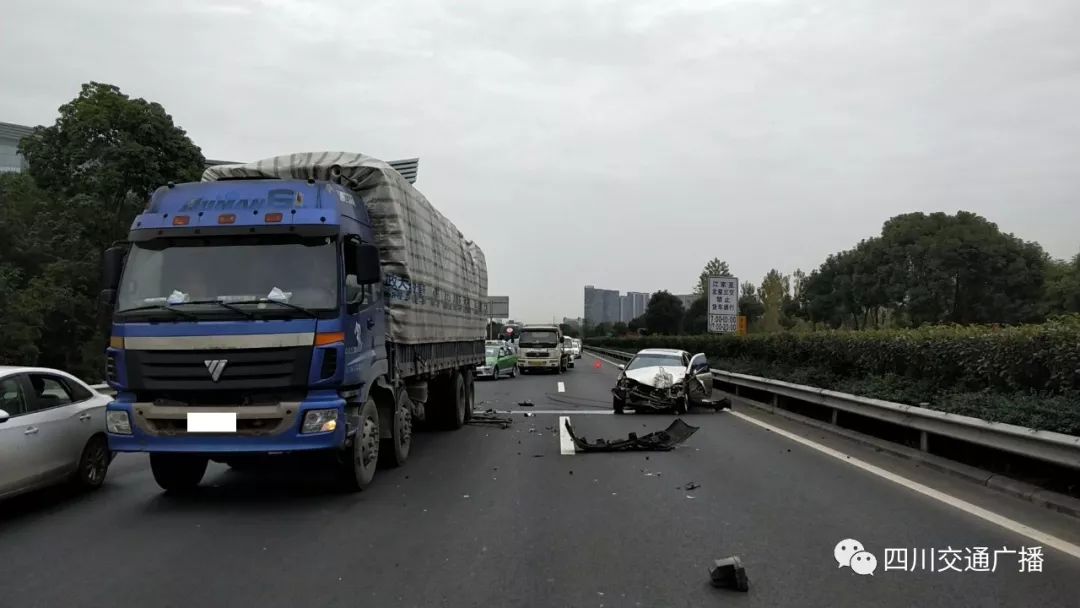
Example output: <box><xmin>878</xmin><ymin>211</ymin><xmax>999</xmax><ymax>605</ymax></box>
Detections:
<box><xmin>339</xmin><ymin>398</ymin><xmax>380</xmax><ymax>490</ymax></box>
<box><xmin>150</xmin><ymin>453</ymin><xmax>208</xmax><ymax>493</ymax></box>
<box><xmin>463</xmin><ymin>369</ymin><xmax>475</xmax><ymax>422</ymax></box>
<box><xmin>381</xmin><ymin>389</ymin><xmax>411</xmax><ymax>468</ymax></box>
<box><xmin>438</xmin><ymin>371</ymin><xmax>467</xmax><ymax>430</ymax></box>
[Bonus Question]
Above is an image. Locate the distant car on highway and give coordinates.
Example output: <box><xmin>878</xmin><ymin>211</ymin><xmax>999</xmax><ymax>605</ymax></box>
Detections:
<box><xmin>0</xmin><ymin>367</ymin><xmax>112</xmax><ymax>499</ymax></box>
<box><xmin>571</xmin><ymin>338</ymin><xmax>583</xmax><ymax>359</ymax></box>
<box><xmin>611</xmin><ymin>349</ymin><xmax>722</xmax><ymax>415</ymax></box>
<box><xmin>476</xmin><ymin>343</ymin><xmax>519</xmax><ymax>380</ymax></box>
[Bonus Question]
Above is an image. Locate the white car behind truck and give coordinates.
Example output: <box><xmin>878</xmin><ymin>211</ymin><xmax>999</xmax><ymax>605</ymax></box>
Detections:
<box><xmin>517</xmin><ymin>325</ymin><xmax>569</xmax><ymax>373</ymax></box>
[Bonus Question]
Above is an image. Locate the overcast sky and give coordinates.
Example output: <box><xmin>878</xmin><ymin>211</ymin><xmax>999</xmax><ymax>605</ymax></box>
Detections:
<box><xmin>3</xmin><ymin>0</ymin><xmax>1078</xmax><ymax>322</ymax></box>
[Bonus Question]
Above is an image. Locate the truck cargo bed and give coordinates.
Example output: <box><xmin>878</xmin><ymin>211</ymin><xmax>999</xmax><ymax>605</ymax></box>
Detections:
<box><xmin>389</xmin><ymin>340</ymin><xmax>484</xmax><ymax>379</ymax></box>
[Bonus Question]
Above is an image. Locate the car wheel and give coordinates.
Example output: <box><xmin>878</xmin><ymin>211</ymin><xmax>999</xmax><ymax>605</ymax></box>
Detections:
<box><xmin>510</xmin><ymin>365</ymin><xmax>518</xmax><ymax>378</ymax></box>
<box><xmin>674</xmin><ymin>396</ymin><xmax>689</xmax><ymax>416</ymax></box>
<box><xmin>150</xmin><ymin>453</ymin><xmax>208</xmax><ymax>493</ymax></box>
<box><xmin>381</xmin><ymin>389</ymin><xmax>412</xmax><ymax>468</ymax></box>
<box><xmin>72</xmin><ymin>435</ymin><xmax>110</xmax><ymax>490</ymax></box>
<box><xmin>339</xmin><ymin>397</ymin><xmax>380</xmax><ymax>490</ymax></box>
<box><xmin>613</xmin><ymin>396</ymin><xmax>625</xmax><ymax>415</ymax></box>
<box><xmin>493</xmin><ymin>366</ymin><xmax>500</xmax><ymax>381</ymax></box>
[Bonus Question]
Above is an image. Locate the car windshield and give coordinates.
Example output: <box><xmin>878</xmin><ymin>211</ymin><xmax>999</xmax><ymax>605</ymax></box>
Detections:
<box><xmin>519</xmin><ymin>331</ymin><xmax>558</xmax><ymax>347</ymax></box>
<box><xmin>627</xmin><ymin>354</ymin><xmax>684</xmax><ymax>370</ymax></box>
<box><xmin>116</xmin><ymin>235</ymin><xmax>338</xmax><ymax>315</ymax></box>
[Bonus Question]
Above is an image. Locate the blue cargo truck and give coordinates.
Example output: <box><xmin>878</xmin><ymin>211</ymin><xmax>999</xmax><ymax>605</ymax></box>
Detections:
<box><xmin>101</xmin><ymin>152</ymin><xmax>488</xmax><ymax>492</ymax></box>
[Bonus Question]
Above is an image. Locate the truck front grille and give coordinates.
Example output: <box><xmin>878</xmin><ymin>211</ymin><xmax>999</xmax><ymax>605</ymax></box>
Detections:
<box><xmin>124</xmin><ymin>347</ymin><xmax>312</xmax><ymax>392</ymax></box>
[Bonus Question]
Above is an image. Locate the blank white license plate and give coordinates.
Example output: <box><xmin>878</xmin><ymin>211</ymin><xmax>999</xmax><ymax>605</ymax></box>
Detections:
<box><xmin>186</xmin><ymin>412</ymin><xmax>237</xmax><ymax>433</ymax></box>
<box><xmin>529</xmin><ymin>361</ymin><xmax>546</xmax><ymax>366</ymax></box>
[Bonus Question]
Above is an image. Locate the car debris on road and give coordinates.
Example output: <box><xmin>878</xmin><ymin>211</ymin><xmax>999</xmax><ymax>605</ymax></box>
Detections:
<box><xmin>710</xmin><ymin>556</ymin><xmax>750</xmax><ymax>592</ymax></box>
<box><xmin>467</xmin><ymin>409</ymin><xmax>514</xmax><ymax>429</ymax></box>
<box><xmin>563</xmin><ymin>418</ymin><xmax>699</xmax><ymax>452</ymax></box>
<box><xmin>518</xmin><ymin>400</ymin><xmax>534</xmax><ymax>407</ymax></box>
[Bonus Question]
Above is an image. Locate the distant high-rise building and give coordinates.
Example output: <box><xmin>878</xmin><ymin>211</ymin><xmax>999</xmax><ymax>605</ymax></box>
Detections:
<box><xmin>586</xmin><ymin>286</ymin><xmax>675</xmax><ymax>326</ymax></box>
<box><xmin>627</xmin><ymin>292</ymin><xmax>648</xmax><ymax>320</ymax></box>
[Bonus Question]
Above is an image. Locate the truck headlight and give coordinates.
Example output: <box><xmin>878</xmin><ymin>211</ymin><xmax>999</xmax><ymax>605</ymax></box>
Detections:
<box><xmin>302</xmin><ymin>409</ymin><xmax>338</xmax><ymax>434</ymax></box>
<box><xmin>107</xmin><ymin>411</ymin><xmax>132</xmax><ymax>435</ymax></box>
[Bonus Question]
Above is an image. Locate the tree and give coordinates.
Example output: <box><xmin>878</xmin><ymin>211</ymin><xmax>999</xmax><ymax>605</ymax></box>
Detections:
<box><xmin>738</xmin><ymin>281</ymin><xmax>765</xmax><ymax>327</ymax></box>
<box><xmin>611</xmin><ymin>321</ymin><xmax>628</xmax><ymax>336</ymax></box>
<box><xmin>20</xmin><ymin>82</ymin><xmax>205</xmax><ymax>202</ymax></box>
<box><xmin>1043</xmin><ymin>252</ymin><xmax>1080</xmax><ymax>315</ymax></box>
<box><xmin>628</xmin><ymin>314</ymin><xmax>646</xmax><ymax>332</ymax></box>
<box><xmin>644</xmin><ymin>290</ymin><xmax>685</xmax><ymax>335</ymax></box>
<box><xmin>683</xmin><ymin>296</ymin><xmax>708</xmax><ymax>334</ymax></box>
<box><xmin>2</xmin><ymin>83</ymin><xmax>206</xmax><ymax>380</ymax></box>
<box><xmin>758</xmin><ymin>270</ymin><xmax>789</xmax><ymax>332</ymax></box>
<box><xmin>693</xmin><ymin>257</ymin><xmax>732</xmax><ymax>295</ymax></box>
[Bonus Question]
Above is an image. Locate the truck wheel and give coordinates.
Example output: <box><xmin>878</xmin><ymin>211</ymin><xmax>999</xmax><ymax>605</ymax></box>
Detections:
<box><xmin>72</xmin><ymin>435</ymin><xmax>110</xmax><ymax>490</ymax></box>
<box><xmin>613</xmin><ymin>396</ymin><xmax>625</xmax><ymax>415</ymax></box>
<box><xmin>463</xmin><ymin>369</ymin><xmax>475</xmax><ymax>422</ymax></box>
<box><xmin>150</xmin><ymin>453</ymin><xmax>207</xmax><ymax>493</ymax></box>
<box><xmin>340</xmin><ymin>398</ymin><xmax>380</xmax><ymax>490</ymax></box>
<box><xmin>381</xmin><ymin>390</ymin><xmax>411</xmax><ymax>468</ymax></box>
<box><xmin>435</xmin><ymin>371</ymin><xmax>466</xmax><ymax>430</ymax></box>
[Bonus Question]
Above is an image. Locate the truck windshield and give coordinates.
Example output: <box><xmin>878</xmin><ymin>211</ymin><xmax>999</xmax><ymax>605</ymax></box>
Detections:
<box><xmin>116</xmin><ymin>235</ymin><xmax>339</xmax><ymax>316</ymax></box>
<box><xmin>519</xmin><ymin>331</ymin><xmax>558</xmax><ymax>347</ymax></box>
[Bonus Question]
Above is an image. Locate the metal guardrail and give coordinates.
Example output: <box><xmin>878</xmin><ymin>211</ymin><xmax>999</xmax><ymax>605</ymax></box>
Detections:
<box><xmin>584</xmin><ymin>345</ymin><xmax>1080</xmax><ymax>471</ymax></box>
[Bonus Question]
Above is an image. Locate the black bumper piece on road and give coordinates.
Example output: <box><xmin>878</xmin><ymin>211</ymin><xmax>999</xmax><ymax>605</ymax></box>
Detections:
<box><xmin>563</xmin><ymin>418</ymin><xmax>699</xmax><ymax>452</ymax></box>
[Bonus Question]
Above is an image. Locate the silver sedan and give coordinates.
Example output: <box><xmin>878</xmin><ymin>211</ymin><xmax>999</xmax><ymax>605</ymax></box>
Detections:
<box><xmin>0</xmin><ymin>366</ymin><xmax>113</xmax><ymax>500</ymax></box>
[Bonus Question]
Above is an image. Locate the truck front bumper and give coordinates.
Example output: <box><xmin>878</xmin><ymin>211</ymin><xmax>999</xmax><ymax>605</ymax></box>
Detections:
<box><xmin>521</xmin><ymin>358</ymin><xmax>560</xmax><ymax>369</ymax></box>
<box><xmin>106</xmin><ymin>392</ymin><xmax>347</xmax><ymax>454</ymax></box>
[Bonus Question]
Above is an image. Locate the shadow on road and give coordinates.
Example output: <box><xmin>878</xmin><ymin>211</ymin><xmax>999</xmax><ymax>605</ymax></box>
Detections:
<box><xmin>138</xmin><ymin>464</ymin><xmax>367</xmax><ymax>512</ymax></box>
<box><xmin>0</xmin><ymin>483</ymin><xmax>115</xmax><ymax>529</ymax></box>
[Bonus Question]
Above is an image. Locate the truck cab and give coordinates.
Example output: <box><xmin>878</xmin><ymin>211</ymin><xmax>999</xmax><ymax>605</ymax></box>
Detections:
<box><xmin>516</xmin><ymin>325</ymin><xmax>568</xmax><ymax>374</ymax></box>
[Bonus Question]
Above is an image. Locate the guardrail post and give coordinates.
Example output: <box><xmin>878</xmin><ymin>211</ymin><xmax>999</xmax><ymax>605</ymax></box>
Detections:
<box><xmin>830</xmin><ymin>408</ymin><xmax>838</xmax><ymax>425</ymax></box>
<box><xmin>771</xmin><ymin>392</ymin><xmax>778</xmax><ymax>412</ymax></box>
<box><xmin>920</xmin><ymin>431</ymin><xmax>929</xmax><ymax>452</ymax></box>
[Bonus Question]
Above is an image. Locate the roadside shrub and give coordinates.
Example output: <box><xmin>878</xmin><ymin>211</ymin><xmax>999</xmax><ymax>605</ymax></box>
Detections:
<box><xmin>586</xmin><ymin>317</ymin><xmax>1080</xmax><ymax>396</ymax></box>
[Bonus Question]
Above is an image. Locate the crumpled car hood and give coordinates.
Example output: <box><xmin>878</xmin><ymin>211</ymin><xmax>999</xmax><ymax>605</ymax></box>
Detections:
<box><xmin>623</xmin><ymin>366</ymin><xmax>687</xmax><ymax>387</ymax></box>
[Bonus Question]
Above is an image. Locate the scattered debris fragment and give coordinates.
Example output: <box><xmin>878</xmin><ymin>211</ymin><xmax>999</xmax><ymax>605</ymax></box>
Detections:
<box><xmin>518</xmin><ymin>400</ymin><xmax>534</xmax><ymax>407</ymax></box>
<box><xmin>524</xmin><ymin>412</ymin><xmax>536</xmax><ymax>417</ymax></box>
<box><xmin>468</xmin><ymin>409</ymin><xmax>513</xmax><ymax>429</ymax></box>
<box><xmin>709</xmin><ymin>556</ymin><xmax>749</xmax><ymax>592</ymax></box>
<box><xmin>563</xmin><ymin>418</ymin><xmax>699</xmax><ymax>452</ymax></box>
<box><xmin>683</xmin><ymin>481</ymin><xmax>701</xmax><ymax>491</ymax></box>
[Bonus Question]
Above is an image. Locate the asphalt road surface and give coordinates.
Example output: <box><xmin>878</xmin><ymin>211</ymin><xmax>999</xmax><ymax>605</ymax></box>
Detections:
<box><xmin>2</xmin><ymin>353</ymin><xmax>1079</xmax><ymax>608</ymax></box>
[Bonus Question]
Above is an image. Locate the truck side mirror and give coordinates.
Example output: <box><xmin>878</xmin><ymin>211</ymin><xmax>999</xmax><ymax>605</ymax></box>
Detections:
<box><xmin>102</xmin><ymin>246</ymin><xmax>127</xmax><ymax>290</ymax></box>
<box><xmin>354</xmin><ymin>243</ymin><xmax>381</xmax><ymax>285</ymax></box>
<box><xmin>99</xmin><ymin>288</ymin><xmax>117</xmax><ymax>312</ymax></box>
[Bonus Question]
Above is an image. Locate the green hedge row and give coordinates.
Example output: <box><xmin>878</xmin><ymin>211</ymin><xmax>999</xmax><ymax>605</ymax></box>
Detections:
<box><xmin>587</xmin><ymin>318</ymin><xmax>1080</xmax><ymax>396</ymax></box>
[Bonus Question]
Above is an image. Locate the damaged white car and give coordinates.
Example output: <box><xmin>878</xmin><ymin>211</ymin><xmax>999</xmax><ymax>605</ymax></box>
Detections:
<box><xmin>612</xmin><ymin>348</ymin><xmax>720</xmax><ymax>414</ymax></box>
